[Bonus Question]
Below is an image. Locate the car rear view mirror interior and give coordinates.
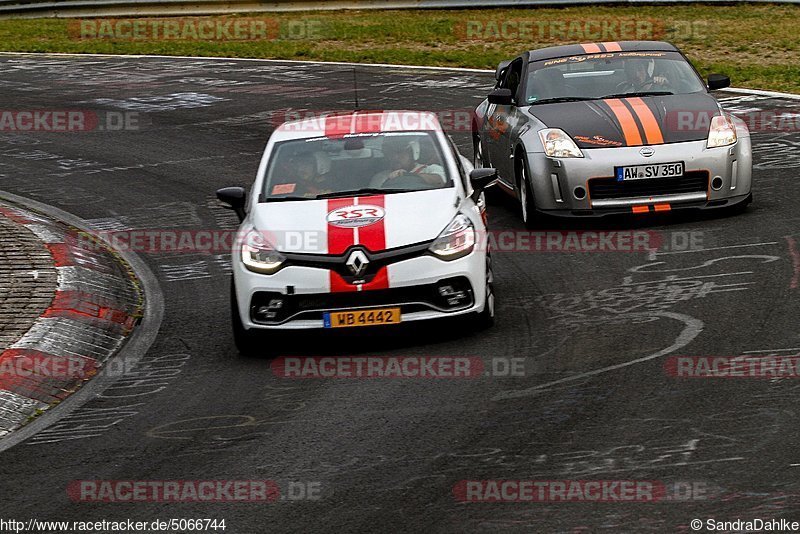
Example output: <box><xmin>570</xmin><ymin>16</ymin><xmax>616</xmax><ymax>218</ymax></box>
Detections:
<box><xmin>707</xmin><ymin>73</ymin><xmax>731</xmax><ymax>90</ymax></box>
<box><xmin>488</xmin><ymin>88</ymin><xmax>513</xmax><ymax>106</ymax></box>
<box><xmin>344</xmin><ymin>138</ymin><xmax>365</xmax><ymax>151</ymax></box>
<box><xmin>469</xmin><ymin>168</ymin><xmax>499</xmax><ymax>201</ymax></box>
<box><xmin>216</xmin><ymin>186</ymin><xmax>247</xmax><ymax>222</ymax></box>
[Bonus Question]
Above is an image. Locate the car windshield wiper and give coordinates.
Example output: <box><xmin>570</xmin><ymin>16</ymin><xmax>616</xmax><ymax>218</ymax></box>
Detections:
<box><xmin>314</xmin><ymin>188</ymin><xmax>416</xmax><ymax>199</ymax></box>
<box><xmin>264</xmin><ymin>195</ymin><xmax>314</xmax><ymax>202</ymax></box>
<box><xmin>529</xmin><ymin>96</ymin><xmax>598</xmax><ymax>105</ymax></box>
<box><xmin>598</xmin><ymin>91</ymin><xmax>675</xmax><ymax>99</ymax></box>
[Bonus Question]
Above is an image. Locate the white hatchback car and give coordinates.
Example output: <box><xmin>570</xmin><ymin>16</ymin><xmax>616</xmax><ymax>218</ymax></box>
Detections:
<box><xmin>217</xmin><ymin>111</ymin><xmax>496</xmax><ymax>355</ymax></box>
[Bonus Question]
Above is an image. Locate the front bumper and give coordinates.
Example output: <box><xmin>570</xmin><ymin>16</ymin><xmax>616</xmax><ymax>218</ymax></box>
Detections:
<box><xmin>526</xmin><ymin>138</ymin><xmax>752</xmax><ymax>216</ymax></box>
<box><xmin>233</xmin><ymin>251</ymin><xmax>486</xmax><ymax>331</ymax></box>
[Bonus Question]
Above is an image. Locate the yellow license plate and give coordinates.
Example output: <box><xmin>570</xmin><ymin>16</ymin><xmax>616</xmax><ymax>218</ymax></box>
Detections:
<box><xmin>323</xmin><ymin>307</ymin><xmax>401</xmax><ymax>328</ymax></box>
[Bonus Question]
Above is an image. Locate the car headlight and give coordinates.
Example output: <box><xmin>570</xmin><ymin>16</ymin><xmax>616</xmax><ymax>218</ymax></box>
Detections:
<box><xmin>240</xmin><ymin>229</ymin><xmax>286</xmax><ymax>274</ymax></box>
<box><xmin>707</xmin><ymin>114</ymin><xmax>737</xmax><ymax>148</ymax></box>
<box><xmin>539</xmin><ymin>128</ymin><xmax>584</xmax><ymax>158</ymax></box>
<box><xmin>428</xmin><ymin>214</ymin><xmax>475</xmax><ymax>261</ymax></box>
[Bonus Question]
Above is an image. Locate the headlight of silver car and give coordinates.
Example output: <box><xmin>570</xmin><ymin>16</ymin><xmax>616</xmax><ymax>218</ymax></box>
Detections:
<box><xmin>429</xmin><ymin>214</ymin><xmax>475</xmax><ymax>261</ymax></box>
<box><xmin>240</xmin><ymin>229</ymin><xmax>286</xmax><ymax>274</ymax></box>
<box><xmin>538</xmin><ymin>128</ymin><xmax>584</xmax><ymax>158</ymax></box>
<box><xmin>707</xmin><ymin>114</ymin><xmax>737</xmax><ymax>148</ymax></box>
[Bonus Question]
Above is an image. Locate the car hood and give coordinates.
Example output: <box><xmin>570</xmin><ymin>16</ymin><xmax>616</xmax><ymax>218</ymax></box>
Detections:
<box><xmin>250</xmin><ymin>189</ymin><xmax>458</xmax><ymax>254</ymax></box>
<box><xmin>527</xmin><ymin>93</ymin><xmax>722</xmax><ymax>149</ymax></box>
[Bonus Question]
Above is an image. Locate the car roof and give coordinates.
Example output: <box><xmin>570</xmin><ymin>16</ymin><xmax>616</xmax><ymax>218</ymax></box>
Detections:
<box><xmin>527</xmin><ymin>40</ymin><xmax>679</xmax><ymax>62</ymax></box>
<box><xmin>272</xmin><ymin>110</ymin><xmax>443</xmax><ymax>142</ymax></box>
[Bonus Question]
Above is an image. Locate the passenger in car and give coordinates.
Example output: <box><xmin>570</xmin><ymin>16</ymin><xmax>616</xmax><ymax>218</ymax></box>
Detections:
<box><xmin>370</xmin><ymin>136</ymin><xmax>445</xmax><ymax>188</ymax></box>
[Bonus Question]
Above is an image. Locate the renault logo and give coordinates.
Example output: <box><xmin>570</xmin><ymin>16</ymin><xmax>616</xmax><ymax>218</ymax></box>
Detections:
<box><xmin>639</xmin><ymin>147</ymin><xmax>655</xmax><ymax>157</ymax></box>
<box><xmin>345</xmin><ymin>250</ymin><xmax>369</xmax><ymax>277</ymax></box>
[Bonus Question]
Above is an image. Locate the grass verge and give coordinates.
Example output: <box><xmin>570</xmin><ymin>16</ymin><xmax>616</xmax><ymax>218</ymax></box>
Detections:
<box><xmin>0</xmin><ymin>4</ymin><xmax>797</xmax><ymax>92</ymax></box>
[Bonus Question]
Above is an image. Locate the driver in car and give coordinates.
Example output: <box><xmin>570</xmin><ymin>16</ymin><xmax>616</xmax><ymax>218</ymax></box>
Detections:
<box><xmin>619</xmin><ymin>58</ymin><xmax>670</xmax><ymax>92</ymax></box>
<box><xmin>370</xmin><ymin>136</ymin><xmax>446</xmax><ymax>188</ymax></box>
<box><xmin>290</xmin><ymin>150</ymin><xmax>335</xmax><ymax>198</ymax></box>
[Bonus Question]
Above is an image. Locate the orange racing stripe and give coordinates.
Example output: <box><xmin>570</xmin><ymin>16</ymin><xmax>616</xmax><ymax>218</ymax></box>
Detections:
<box><xmin>626</xmin><ymin>97</ymin><xmax>664</xmax><ymax>144</ymax></box>
<box><xmin>601</xmin><ymin>42</ymin><xmax>622</xmax><ymax>52</ymax></box>
<box><xmin>580</xmin><ymin>43</ymin><xmax>602</xmax><ymax>54</ymax></box>
<box><xmin>632</xmin><ymin>206</ymin><xmax>650</xmax><ymax>214</ymax></box>
<box><xmin>604</xmin><ymin>99</ymin><xmax>643</xmax><ymax>146</ymax></box>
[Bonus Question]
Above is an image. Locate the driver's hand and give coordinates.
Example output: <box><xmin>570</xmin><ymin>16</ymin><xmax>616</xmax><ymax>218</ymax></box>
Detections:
<box><xmin>387</xmin><ymin>169</ymin><xmax>405</xmax><ymax>179</ymax></box>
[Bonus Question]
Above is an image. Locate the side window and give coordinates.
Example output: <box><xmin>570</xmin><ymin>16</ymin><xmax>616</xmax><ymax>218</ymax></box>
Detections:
<box><xmin>501</xmin><ymin>59</ymin><xmax>524</xmax><ymax>103</ymax></box>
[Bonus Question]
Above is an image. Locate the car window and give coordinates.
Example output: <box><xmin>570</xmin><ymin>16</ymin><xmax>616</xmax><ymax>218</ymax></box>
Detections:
<box><xmin>500</xmin><ymin>58</ymin><xmax>524</xmax><ymax>102</ymax></box>
<box><xmin>446</xmin><ymin>135</ymin><xmax>469</xmax><ymax>193</ymax></box>
<box><xmin>262</xmin><ymin>132</ymin><xmax>453</xmax><ymax>201</ymax></box>
<box><xmin>525</xmin><ymin>51</ymin><xmax>706</xmax><ymax>104</ymax></box>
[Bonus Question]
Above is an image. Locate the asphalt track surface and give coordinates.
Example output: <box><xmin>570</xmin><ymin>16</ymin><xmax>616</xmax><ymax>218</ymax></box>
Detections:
<box><xmin>0</xmin><ymin>54</ymin><xmax>799</xmax><ymax>533</ymax></box>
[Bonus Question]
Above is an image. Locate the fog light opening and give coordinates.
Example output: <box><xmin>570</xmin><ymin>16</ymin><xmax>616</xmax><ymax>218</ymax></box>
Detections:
<box><xmin>573</xmin><ymin>186</ymin><xmax>587</xmax><ymax>200</ymax></box>
<box><xmin>711</xmin><ymin>176</ymin><xmax>724</xmax><ymax>191</ymax></box>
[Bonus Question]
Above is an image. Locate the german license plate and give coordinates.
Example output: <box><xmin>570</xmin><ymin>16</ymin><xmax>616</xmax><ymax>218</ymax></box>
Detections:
<box><xmin>615</xmin><ymin>162</ymin><xmax>684</xmax><ymax>181</ymax></box>
<box><xmin>323</xmin><ymin>307</ymin><xmax>401</xmax><ymax>328</ymax></box>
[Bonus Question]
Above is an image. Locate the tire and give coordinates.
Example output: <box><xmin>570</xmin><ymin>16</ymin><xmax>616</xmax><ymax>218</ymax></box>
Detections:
<box><xmin>230</xmin><ymin>280</ymin><xmax>265</xmax><ymax>357</ymax></box>
<box><xmin>472</xmin><ymin>253</ymin><xmax>495</xmax><ymax>330</ymax></box>
<box><xmin>724</xmin><ymin>192</ymin><xmax>753</xmax><ymax>216</ymax></box>
<box><xmin>474</xmin><ymin>135</ymin><xmax>501</xmax><ymax>204</ymax></box>
<box><xmin>517</xmin><ymin>157</ymin><xmax>541</xmax><ymax>229</ymax></box>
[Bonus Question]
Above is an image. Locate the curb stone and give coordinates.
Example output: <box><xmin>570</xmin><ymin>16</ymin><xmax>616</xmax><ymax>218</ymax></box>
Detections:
<box><xmin>0</xmin><ymin>199</ymin><xmax>143</xmax><ymax>437</ymax></box>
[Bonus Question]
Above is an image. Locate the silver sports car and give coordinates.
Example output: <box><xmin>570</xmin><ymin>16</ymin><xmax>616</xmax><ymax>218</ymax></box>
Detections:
<box><xmin>473</xmin><ymin>41</ymin><xmax>752</xmax><ymax>225</ymax></box>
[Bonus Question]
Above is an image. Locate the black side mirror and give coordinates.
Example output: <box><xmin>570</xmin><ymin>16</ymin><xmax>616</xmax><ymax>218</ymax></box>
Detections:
<box><xmin>469</xmin><ymin>168</ymin><xmax>498</xmax><ymax>202</ymax></box>
<box><xmin>707</xmin><ymin>74</ymin><xmax>730</xmax><ymax>90</ymax></box>
<box><xmin>495</xmin><ymin>60</ymin><xmax>511</xmax><ymax>82</ymax></box>
<box><xmin>488</xmin><ymin>88</ymin><xmax>513</xmax><ymax>106</ymax></box>
<box><xmin>216</xmin><ymin>186</ymin><xmax>247</xmax><ymax>222</ymax></box>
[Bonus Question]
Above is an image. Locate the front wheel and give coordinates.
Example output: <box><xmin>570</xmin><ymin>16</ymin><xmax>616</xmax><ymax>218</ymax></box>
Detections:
<box><xmin>231</xmin><ymin>280</ymin><xmax>266</xmax><ymax>357</ymax></box>
<box><xmin>471</xmin><ymin>253</ymin><xmax>495</xmax><ymax>330</ymax></box>
<box><xmin>518</xmin><ymin>158</ymin><xmax>541</xmax><ymax>229</ymax></box>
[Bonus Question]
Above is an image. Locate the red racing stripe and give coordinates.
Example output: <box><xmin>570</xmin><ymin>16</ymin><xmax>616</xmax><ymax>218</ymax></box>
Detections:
<box><xmin>326</xmin><ymin>198</ymin><xmax>356</xmax><ymax>255</ymax></box>
<box><xmin>327</xmin><ymin>198</ymin><xmax>356</xmax><ymax>292</ymax></box>
<box><xmin>363</xmin><ymin>266</ymin><xmax>389</xmax><ymax>291</ymax></box>
<box><xmin>355</xmin><ymin>195</ymin><xmax>386</xmax><ymax>253</ymax></box>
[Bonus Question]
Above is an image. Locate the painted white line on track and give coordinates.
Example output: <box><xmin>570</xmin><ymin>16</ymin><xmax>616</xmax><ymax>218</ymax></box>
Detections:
<box><xmin>652</xmin><ymin>242</ymin><xmax>779</xmax><ymax>256</ymax></box>
<box><xmin>0</xmin><ymin>51</ymin><xmax>799</xmax><ymax>100</ymax></box>
<box><xmin>492</xmin><ymin>311</ymin><xmax>704</xmax><ymax>401</ymax></box>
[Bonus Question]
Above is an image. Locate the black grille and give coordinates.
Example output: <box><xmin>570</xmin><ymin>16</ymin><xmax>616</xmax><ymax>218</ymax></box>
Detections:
<box><xmin>589</xmin><ymin>171</ymin><xmax>709</xmax><ymax>200</ymax></box>
<box><xmin>250</xmin><ymin>277</ymin><xmax>474</xmax><ymax>325</ymax></box>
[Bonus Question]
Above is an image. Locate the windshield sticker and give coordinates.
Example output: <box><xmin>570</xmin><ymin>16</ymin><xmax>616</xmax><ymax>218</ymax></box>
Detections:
<box><xmin>272</xmin><ymin>183</ymin><xmax>296</xmax><ymax>195</ymax></box>
<box><xmin>543</xmin><ymin>51</ymin><xmax>667</xmax><ymax>66</ymax></box>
